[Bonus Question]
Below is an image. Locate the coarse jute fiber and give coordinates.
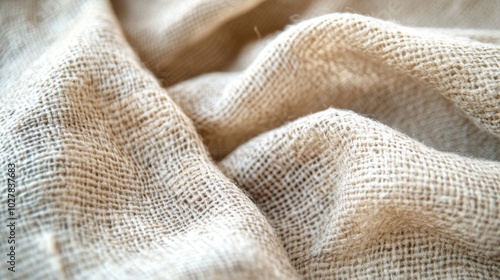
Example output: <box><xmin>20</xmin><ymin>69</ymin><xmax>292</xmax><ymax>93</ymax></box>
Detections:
<box><xmin>1</xmin><ymin>0</ymin><xmax>499</xmax><ymax>279</ymax></box>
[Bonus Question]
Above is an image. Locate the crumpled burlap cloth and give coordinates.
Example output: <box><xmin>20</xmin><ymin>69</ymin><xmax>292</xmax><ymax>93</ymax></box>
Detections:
<box><xmin>1</xmin><ymin>0</ymin><xmax>499</xmax><ymax>279</ymax></box>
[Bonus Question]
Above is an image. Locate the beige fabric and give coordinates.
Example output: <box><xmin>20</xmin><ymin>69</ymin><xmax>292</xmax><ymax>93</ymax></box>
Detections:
<box><xmin>1</xmin><ymin>0</ymin><xmax>499</xmax><ymax>279</ymax></box>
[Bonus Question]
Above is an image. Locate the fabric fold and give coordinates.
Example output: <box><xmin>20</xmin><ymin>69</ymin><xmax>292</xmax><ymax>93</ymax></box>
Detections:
<box><xmin>0</xmin><ymin>0</ymin><xmax>299</xmax><ymax>279</ymax></box>
<box><xmin>219</xmin><ymin>108</ymin><xmax>500</xmax><ymax>278</ymax></box>
<box><xmin>169</xmin><ymin>13</ymin><xmax>500</xmax><ymax>159</ymax></box>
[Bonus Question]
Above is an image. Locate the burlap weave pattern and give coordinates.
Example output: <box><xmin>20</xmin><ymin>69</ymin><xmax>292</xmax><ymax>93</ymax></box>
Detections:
<box><xmin>1</xmin><ymin>0</ymin><xmax>499</xmax><ymax>279</ymax></box>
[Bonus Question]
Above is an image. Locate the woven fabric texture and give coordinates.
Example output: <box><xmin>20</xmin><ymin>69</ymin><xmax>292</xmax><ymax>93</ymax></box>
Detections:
<box><xmin>1</xmin><ymin>0</ymin><xmax>499</xmax><ymax>279</ymax></box>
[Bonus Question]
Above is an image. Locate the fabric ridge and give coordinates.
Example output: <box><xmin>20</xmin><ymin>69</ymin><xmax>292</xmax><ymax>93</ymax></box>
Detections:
<box><xmin>1</xmin><ymin>0</ymin><xmax>499</xmax><ymax>279</ymax></box>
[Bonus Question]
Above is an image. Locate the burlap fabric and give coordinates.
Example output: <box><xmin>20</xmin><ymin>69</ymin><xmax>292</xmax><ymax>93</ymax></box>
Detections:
<box><xmin>1</xmin><ymin>0</ymin><xmax>499</xmax><ymax>279</ymax></box>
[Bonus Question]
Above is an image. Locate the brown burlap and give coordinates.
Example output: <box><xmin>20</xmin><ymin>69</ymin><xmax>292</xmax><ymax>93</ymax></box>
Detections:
<box><xmin>1</xmin><ymin>0</ymin><xmax>499</xmax><ymax>279</ymax></box>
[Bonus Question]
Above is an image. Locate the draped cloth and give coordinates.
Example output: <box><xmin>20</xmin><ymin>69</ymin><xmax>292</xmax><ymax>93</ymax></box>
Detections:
<box><xmin>1</xmin><ymin>0</ymin><xmax>499</xmax><ymax>279</ymax></box>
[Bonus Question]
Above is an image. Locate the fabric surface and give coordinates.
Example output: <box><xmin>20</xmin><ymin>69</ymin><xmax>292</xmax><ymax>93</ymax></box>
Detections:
<box><xmin>1</xmin><ymin>0</ymin><xmax>499</xmax><ymax>279</ymax></box>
